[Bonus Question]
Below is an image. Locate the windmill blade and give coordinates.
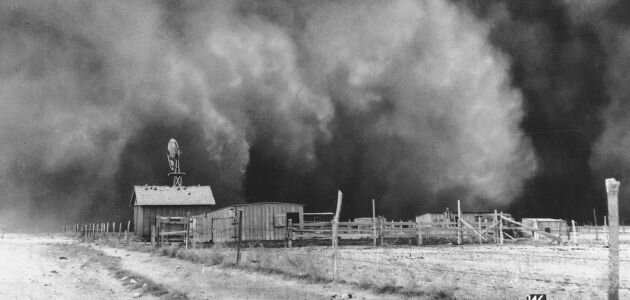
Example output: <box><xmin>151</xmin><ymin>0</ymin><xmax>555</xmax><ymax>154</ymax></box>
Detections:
<box><xmin>167</xmin><ymin>138</ymin><xmax>180</xmax><ymax>159</ymax></box>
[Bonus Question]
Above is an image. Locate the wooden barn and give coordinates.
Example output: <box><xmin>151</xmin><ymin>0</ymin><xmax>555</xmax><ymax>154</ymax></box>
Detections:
<box><xmin>192</xmin><ymin>202</ymin><xmax>303</xmax><ymax>243</ymax></box>
<box><xmin>130</xmin><ymin>185</ymin><xmax>215</xmax><ymax>239</ymax></box>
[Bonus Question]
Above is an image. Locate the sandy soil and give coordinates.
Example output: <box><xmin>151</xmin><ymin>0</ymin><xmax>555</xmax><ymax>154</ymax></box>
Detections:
<box><xmin>4</xmin><ymin>233</ymin><xmax>627</xmax><ymax>300</ymax></box>
<box><xmin>228</xmin><ymin>242</ymin><xmax>630</xmax><ymax>300</ymax></box>
<box><xmin>0</xmin><ymin>234</ymin><xmax>406</xmax><ymax>300</ymax></box>
<box><xmin>0</xmin><ymin>234</ymin><xmax>157</xmax><ymax>300</ymax></box>
<box><xmin>96</xmin><ymin>245</ymin><xmax>406</xmax><ymax>300</ymax></box>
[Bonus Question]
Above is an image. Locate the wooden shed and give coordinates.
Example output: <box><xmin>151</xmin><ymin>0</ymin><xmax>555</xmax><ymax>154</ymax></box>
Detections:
<box><xmin>521</xmin><ymin>218</ymin><xmax>567</xmax><ymax>240</ymax></box>
<box><xmin>192</xmin><ymin>202</ymin><xmax>303</xmax><ymax>243</ymax></box>
<box><xmin>130</xmin><ymin>185</ymin><xmax>215</xmax><ymax>239</ymax></box>
<box><xmin>416</xmin><ymin>211</ymin><xmax>513</xmax><ymax>227</ymax></box>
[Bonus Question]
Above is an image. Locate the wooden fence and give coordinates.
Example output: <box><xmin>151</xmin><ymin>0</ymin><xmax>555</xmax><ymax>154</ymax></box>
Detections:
<box><xmin>155</xmin><ymin>215</ymin><xmax>191</xmax><ymax>248</ymax></box>
<box><xmin>287</xmin><ymin>218</ymin><xmax>509</xmax><ymax>246</ymax></box>
<box><xmin>64</xmin><ymin>221</ymin><xmax>132</xmax><ymax>242</ymax></box>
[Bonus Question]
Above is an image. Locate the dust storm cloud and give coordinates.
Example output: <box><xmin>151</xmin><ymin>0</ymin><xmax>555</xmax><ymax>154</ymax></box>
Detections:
<box><xmin>9</xmin><ymin>0</ymin><xmax>608</xmax><ymax>228</ymax></box>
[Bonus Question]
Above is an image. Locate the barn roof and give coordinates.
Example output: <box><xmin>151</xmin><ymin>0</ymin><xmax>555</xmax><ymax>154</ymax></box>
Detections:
<box><xmin>130</xmin><ymin>185</ymin><xmax>216</xmax><ymax>206</ymax></box>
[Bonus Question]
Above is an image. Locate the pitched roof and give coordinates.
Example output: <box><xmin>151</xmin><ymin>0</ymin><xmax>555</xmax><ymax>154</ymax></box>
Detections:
<box><xmin>130</xmin><ymin>185</ymin><xmax>216</xmax><ymax>206</ymax></box>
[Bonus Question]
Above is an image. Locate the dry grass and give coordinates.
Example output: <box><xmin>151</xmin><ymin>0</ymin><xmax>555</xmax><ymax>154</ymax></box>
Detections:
<box><xmin>53</xmin><ymin>243</ymin><xmax>188</xmax><ymax>299</ymax></box>
<box><xmin>87</xmin><ymin>236</ymin><xmax>455</xmax><ymax>299</ymax></box>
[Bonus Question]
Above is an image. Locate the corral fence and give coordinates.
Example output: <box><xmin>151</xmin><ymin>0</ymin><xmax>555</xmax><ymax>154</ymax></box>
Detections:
<box><xmin>154</xmin><ymin>215</ymin><xmax>192</xmax><ymax>247</ymax></box>
<box><xmin>63</xmin><ymin>221</ymin><xmax>133</xmax><ymax>242</ymax></box>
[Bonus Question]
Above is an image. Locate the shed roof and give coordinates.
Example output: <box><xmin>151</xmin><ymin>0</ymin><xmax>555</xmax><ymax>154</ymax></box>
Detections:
<box><xmin>522</xmin><ymin>218</ymin><xmax>565</xmax><ymax>222</ymax></box>
<box><xmin>211</xmin><ymin>202</ymin><xmax>303</xmax><ymax>211</ymax></box>
<box><xmin>130</xmin><ymin>185</ymin><xmax>215</xmax><ymax>206</ymax></box>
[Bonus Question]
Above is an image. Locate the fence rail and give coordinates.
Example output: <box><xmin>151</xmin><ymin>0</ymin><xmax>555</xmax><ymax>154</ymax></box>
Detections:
<box><xmin>63</xmin><ymin>221</ymin><xmax>132</xmax><ymax>242</ymax></box>
<box><xmin>155</xmin><ymin>215</ymin><xmax>191</xmax><ymax>248</ymax></box>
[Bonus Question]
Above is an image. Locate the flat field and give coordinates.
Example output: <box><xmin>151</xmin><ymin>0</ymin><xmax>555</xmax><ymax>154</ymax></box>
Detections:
<box><xmin>1</xmin><ymin>233</ymin><xmax>628</xmax><ymax>299</ymax></box>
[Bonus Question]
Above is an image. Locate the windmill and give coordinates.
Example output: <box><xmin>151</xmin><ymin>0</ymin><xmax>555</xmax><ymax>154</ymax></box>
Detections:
<box><xmin>167</xmin><ymin>138</ymin><xmax>185</xmax><ymax>187</ymax></box>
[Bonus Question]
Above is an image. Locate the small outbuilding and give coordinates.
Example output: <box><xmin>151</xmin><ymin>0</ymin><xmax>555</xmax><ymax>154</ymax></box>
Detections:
<box><xmin>130</xmin><ymin>185</ymin><xmax>215</xmax><ymax>239</ymax></box>
<box><xmin>192</xmin><ymin>202</ymin><xmax>303</xmax><ymax>243</ymax></box>
<box><xmin>417</xmin><ymin>209</ymin><xmax>512</xmax><ymax>227</ymax></box>
<box><xmin>521</xmin><ymin>218</ymin><xmax>567</xmax><ymax>239</ymax></box>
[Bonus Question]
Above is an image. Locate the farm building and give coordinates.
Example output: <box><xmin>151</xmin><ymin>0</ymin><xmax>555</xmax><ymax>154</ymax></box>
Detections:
<box><xmin>192</xmin><ymin>202</ymin><xmax>303</xmax><ymax>243</ymax></box>
<box><xmin>521</xmin><ymin>218</ymin><xmax>568</xmax><ymax>240</ymax></box>
<box><xmin>130</xmin><ymin>185</ymin><xmax>215</xmax><ymax>239</ymax></box>
<box><xmin>459</xmin><ymin>212</ymin><xmax>513</xmax><ymax>224</ymax></box>
<box><xmin>417</xmin><ymin>209</ymin><xmax>512</xmax><ymax>226</ymax></box>
<box><xmin>416</xmin><ymin>211</ymin><xmax>452</xmax><ymax>225</ymax></box>
<box><xmin>304</xmin><ymin>212</ymin><xmax>334</xmax><ymax>223</ymax></box>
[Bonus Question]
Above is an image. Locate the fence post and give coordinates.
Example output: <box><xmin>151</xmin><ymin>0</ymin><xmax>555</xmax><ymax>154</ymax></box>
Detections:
<box><xmin>236</xmin><ymin>210</ymin><xmax>243</xmax><ymax>264</ymax></box>
<box><xmin>417</xmin><ymin>221</ymin><xmax>423</xmax><ymax>246</ymax></box>
<box><xmin>378</xmin><ymin>217</ymin><xmax>383</xmax><ymax>246</ymax></box>
<box><xmin>457</xmin><ymin>200</ymin><xmax>462</xmax><ymax>245</ymax></box>
<box><xmin>494</xmin><ymin>210</ymin><xmax>498</xmax><ymax>244</ymax></box>
<box><xmin>372</xmin><ymin>199</ymin><xmax>377</xmax><ymax>247</ymax></box>
<box><xmin>287</xmin><ymin>219</ymin><xmax>293</xmax><ymax>248</ymax></box>
<box><xmin>594</xmin><ymin>208</ymin><xmax>599</xmax><ymax>241</ymax></box>
<box><xmin>499</xmin><ymin>212</ymin><xmax>504</xmax><ymax>245</ymax></box>
<box><xmin>478</xmin><ymin>217</ymin><xmax>482</xmax><ymax>245</ymax></box>
<box><xmin>332</xmin><ymin>191</ymin><xmax>343</xmax><ymax>281</ymax></box>
<box><xmin>605</xmin><ymin>178</ymin><xmax>620</xmax><ymax>300</ymax></box>
<box><xmin>571</xmin><ymin>220</ymin><xmax>578</xmax><ymax>245</ymax></box>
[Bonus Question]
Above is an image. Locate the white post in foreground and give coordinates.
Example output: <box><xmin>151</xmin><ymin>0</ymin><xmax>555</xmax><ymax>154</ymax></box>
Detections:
<box><xmin>332</xmin><ymin>191</ymin><xmax>343</xmax><ymax>281</ymax></box>
<box><xmin>605</xmin><ymin>178</ymin><xmax>620</xmax><ymax>300</ymax></box>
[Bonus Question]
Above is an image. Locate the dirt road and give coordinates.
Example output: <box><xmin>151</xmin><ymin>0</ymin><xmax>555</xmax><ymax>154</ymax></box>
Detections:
<box><xmin>0</xmin><ymin>235</ymin><xmax>410</xmax><ymax>300</ymax></box>
<box><xmin>0</xmin><ymin>234</ymin><xmax>158</xmax><ymax>300</ymax></box>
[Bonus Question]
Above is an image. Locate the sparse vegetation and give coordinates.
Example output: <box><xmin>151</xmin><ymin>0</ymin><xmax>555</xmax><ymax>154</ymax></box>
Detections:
<box><xmin>54</xmin><ymin>242</ymin><xmax>188</xmax><ymax>299</ymax></box>
<box><xmin>93</xmin><ymin>235</ymin><xmax>456</xmax><ymax>299</ymax></box>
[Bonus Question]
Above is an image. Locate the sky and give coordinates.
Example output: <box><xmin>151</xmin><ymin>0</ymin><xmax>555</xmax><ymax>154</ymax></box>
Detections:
<box><xmin>0</xmin><ymin>0</ymin><xmax>629</xmax><ymax>228</ymax></box>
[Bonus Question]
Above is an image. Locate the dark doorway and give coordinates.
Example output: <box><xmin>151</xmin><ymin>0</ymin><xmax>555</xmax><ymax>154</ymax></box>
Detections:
<box><xmin>287</xmin><ymin>212</ymin><xmax>300</xmax><ymax>224</ymax></box>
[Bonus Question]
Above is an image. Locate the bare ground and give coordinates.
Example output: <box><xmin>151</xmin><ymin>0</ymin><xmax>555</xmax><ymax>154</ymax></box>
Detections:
<box><xmin>3</xmin><ymin>233</ymin><xmax>627</xmax><ymax>300</ymax></box>
<box><xmin>0</xmin><ymin>234</ymin><xmax>158</xmax><ymax>300</ymax></box>
<box><xmin>0</xmin><ymin>235</ymin><xmax>417</xmax><ymax>299</ymax></box>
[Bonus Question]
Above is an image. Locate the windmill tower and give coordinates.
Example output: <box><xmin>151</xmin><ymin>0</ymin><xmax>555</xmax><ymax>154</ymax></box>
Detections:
<box><xmin>166</xmin><ymin>138</ymin><xmax>185</xmax><ymax>187</ymax></box>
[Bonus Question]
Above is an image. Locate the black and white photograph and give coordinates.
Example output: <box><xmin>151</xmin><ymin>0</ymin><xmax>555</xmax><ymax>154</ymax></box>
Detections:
<box><xmin>0</xmin><ymin>1</ymin><xmax>628</xmax><ymax>299</ymax></box>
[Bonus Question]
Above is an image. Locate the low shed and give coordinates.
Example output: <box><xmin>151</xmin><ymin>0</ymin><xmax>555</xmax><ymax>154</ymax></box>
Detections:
<box><xmin>416</xmin><ymin>211</ymin><xmax>513</xmax><ymax>226</ymax></box>
<box><xmin>130</xmin><ymin>185</ymin><xmax>215</xmax><ymax>239</ymax></box>
<box><xmin>521</xmin><ymin>218</ymin><xmax>567</xmax><ymax>239</ymax></box>
<box><xmin>193</xmin><ymin>202</ymin><xmax>303</xmax><ymax>243</ymax></box>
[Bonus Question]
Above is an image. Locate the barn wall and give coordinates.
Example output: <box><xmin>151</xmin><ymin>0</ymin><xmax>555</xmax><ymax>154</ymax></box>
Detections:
<box><xmin>134</xmin><ymin>206</ymin><xmax>142</xmax><ymax>235</ymax></box>
<box><xmin>537</xmin><ymin>221</ymin><xmax>568</xmax><ymax>235</ymax></box>
<box><xmin>135</xmin><ymin>205</ymin><xmax>214</xmax><ymax>239</ymax></box>
<box><xmin>198</xmin><ymin>203</ymin><xmax>303</xmax><ymax>243</ymax></box>
<box><xmin>241</xmin><ymin>203</ymin><xmax>303</xmax><ymax>241</ymax></box>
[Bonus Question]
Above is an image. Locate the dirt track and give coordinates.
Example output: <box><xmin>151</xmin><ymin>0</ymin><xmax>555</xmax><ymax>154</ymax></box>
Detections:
<box><xmin>0</xmin><ymin>235</ymin><xmax>406</xmax><ymax>299</ymax></box>
<box><xmin>0</xmin><ymin>234</ymin><xmax>158</xmax><ymax>300</ymax></box>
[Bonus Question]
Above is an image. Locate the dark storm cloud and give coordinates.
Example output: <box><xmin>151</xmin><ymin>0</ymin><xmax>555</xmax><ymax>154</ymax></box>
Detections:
<box><xmin>1</xmin><ymin>0</ymin><xmax>541</xmax><ymax>227</ymax></box>
<box><xmin>456</xmin><ymin>0</ymin><xmax>630</xmax><ymax>221</ymax></box>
